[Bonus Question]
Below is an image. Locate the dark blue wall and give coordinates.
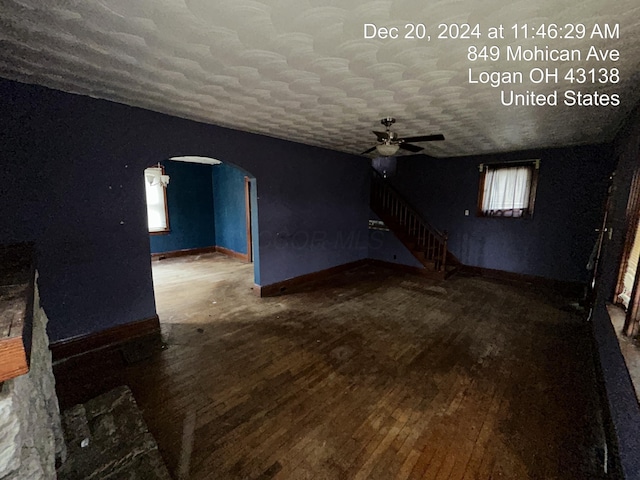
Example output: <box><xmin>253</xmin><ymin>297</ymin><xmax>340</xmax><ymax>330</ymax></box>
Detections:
<box><xmin>1</xmin><ymin>82</ymin><xmax>156</xmax><ymax>342</ymax></box>
<box><xmin>213</xmin><ymin>163</ymin><xmax>247</xmax><ymax>255</ymax></box>
<box><xmin>0</xmin><ymin>78</ymin><xmax>369</xmax><ymax>342</ymax></box>
<box><xmin>367</xmin><ymin>211</ymin><xmax>423</xmax><ymax>268</ymax></box>
<box><xmin>389</xmin><ymin>145</ymin><xmax>614</xmax><ymax>283</ymax></box>
<box><xmin>149</xmin><ymin>160</ymin><xmax>215</xmax><ymax>254</ymax></box>
<box><xmin>257</xmin><ymin>156</ymin><xmax>370</xmax><ymax>284</ymax></box>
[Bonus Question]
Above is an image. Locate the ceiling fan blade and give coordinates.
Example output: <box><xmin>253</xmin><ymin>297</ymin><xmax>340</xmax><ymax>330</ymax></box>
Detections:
<box><xmin>372</xmin><ymin>131</ymin><xmax>389</xmax><ymax>141</ymax></box>
<box><xmin>401</xmin><ymin>134</ymin><xmax>445</xmax><ymax>143</ymax></box>
<box><xmin>361</xmin><ymin>146</ymin><xmax>377</xmax><ymax>155</ymax></box>
<box><xmin>399</xmin><ymin>143</ymin><xmax>424</xmax><ymax>153</ymax></box>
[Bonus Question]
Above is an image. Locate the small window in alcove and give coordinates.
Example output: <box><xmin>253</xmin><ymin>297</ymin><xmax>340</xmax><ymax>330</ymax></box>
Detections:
<box><xmin>144</xmin><ymin>166</ymin><xmax>170</xmax><ymax>234</ymax></box>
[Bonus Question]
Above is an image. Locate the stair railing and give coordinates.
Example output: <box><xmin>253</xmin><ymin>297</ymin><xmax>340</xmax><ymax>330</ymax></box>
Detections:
<box><xmin>370</xmin><ymin>168</ymin><xmax>448</xmax><ymax>271</ymax></box>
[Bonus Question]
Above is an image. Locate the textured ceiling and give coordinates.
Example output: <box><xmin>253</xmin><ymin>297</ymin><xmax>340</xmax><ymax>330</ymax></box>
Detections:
<box><xmin>0</xmin><ymin>0</ymin><xmax>639</xmax><ymax>157</ymax></box>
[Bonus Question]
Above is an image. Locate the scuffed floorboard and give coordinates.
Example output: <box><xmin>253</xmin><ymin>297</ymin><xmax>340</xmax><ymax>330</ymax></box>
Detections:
<box><xmin>55</xmin><ymin>253</ymin><xmax>606</xmax><ymax>479</ymax></box>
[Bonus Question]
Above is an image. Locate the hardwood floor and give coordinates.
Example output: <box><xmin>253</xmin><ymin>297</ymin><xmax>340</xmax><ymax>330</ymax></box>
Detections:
<box><xmin>54</xmin><ymin>253</ymin><xmax>606</xmax><ymax>479</ymax></box>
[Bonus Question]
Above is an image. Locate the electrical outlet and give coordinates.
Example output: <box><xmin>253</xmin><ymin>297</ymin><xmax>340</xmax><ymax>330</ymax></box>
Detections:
<box><xmin>464</xmin><ymin>209</ymin><xmax>470</xmax><ymax>216</ymax></box>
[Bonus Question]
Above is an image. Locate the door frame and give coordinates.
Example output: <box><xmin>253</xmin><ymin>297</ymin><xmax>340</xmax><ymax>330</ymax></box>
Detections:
<box><xmin>244</xmin><ymin>176</ymin><xmax>252</xmax><ymax>263</ymax></box>
<box><xmin>613</xmin><ymin>166</ymin><xmax>640</xmax><ymax>336</ymax></box>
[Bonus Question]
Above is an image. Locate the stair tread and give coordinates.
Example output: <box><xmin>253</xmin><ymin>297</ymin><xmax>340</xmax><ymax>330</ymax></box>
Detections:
<box><xmin>371</xmin><ymin>187</ymin><xmax>452</xmax><ymax>277</ymax></box>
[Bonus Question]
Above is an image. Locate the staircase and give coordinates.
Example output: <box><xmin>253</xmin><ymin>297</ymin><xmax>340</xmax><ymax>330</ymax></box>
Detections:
<box><xmin>370</xmin><ymin>168</ymin><xmax>457</xmax><ymax>278</ymax></box>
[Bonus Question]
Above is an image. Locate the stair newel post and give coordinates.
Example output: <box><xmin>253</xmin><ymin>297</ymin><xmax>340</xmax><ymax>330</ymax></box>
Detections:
<box><xmin>441</xmin><ymin>231</ymin><xmax>448</xmax><ymax>272</ymax></box>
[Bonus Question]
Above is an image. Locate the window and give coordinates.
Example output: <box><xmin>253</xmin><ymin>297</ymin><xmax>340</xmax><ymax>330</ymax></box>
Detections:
<box><xmin>144</xmin><ymin>166</ymin><xmax>170</xmax><ymax>233</ymax></box>
<box><xmin>477</xmin><ymin>160</ymin><xmax>539</xmax><ymax>218</ymax></box>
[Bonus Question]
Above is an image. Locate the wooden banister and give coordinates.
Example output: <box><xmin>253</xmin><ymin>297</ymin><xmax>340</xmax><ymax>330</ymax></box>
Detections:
<box><xmin>370</xmin><ymin>168</ymin><xmax>449</xmax><ymax>272</ymax></box>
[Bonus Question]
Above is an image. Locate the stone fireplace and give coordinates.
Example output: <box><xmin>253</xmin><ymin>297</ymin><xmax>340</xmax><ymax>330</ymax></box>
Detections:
<box><xmin>0</xmin><ymin>245</ymin><xmax>66</xmax><ymax>479</ymax></box>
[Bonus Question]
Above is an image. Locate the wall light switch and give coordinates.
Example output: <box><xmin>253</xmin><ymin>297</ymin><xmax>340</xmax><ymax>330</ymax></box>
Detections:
<box><xmin>464</xmin><ymin>209</ymin><xmax>469</xmax><ymax>216</ymax></box>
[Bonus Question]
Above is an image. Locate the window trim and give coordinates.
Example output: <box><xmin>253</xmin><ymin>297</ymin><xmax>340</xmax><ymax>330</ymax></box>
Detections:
<box><xmin>145</xmin><ymin>166</ymin><xmax>170</xmax><ymax>235</ymax></box>
<box><xmin>476</xmin><ymin>159</ymin><xmax>540</xmax><ymax>219</ymax></box>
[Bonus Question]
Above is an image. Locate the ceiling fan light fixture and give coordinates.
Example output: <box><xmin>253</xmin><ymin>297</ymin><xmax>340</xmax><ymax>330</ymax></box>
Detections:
<box><xmin>376</xmin><ymin>143</ymin><xmax>400</xmax><ymax>156</ymax></box>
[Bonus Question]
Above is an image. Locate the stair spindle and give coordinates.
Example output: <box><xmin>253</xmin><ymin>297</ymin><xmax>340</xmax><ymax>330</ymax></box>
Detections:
<box><xmin>370</xmin><ymin>168</ymin><xmax>451</xmax><ymax>277</ymax></box>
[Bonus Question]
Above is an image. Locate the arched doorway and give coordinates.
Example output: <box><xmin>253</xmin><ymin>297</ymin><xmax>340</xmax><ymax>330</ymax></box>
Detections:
<box><xmin>143</xmin><ymin>155</ymin><xmax>260</xmax><ymax>287</ymax></box>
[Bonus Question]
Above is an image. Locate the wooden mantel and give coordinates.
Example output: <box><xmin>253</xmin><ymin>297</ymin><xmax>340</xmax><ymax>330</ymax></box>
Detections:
<box><xmin>0</xmin><ymin>243</ymin><xmax>35</xmax><ymax>383</ymax></box>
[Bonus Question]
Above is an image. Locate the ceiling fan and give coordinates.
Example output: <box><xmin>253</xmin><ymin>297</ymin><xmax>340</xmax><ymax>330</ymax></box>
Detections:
<box><xmin>361</xmin><ymin>117</ymin><xmax>444</xmax><ymax>156</ymax></box>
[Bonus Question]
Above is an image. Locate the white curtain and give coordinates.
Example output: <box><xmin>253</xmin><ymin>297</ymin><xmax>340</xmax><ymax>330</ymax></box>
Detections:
<box><xmin>482</xmin><ymin>166</ymin><xmax>531</xmax><ymax>217</ymax></box>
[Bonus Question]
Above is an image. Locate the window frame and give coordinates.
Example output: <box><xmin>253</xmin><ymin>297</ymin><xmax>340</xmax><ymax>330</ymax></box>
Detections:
<box><xmin>144</xmin><ymin>166</ymin><xmax>170</xmax><ymax>235</ymax></box>
<box><xmin>476</xmin><ymin>159</ymin><xmax>540</xmax><ymax>219</ymax></box>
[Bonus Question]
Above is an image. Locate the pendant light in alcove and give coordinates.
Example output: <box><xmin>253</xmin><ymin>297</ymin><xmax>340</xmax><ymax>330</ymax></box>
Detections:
<box><xmin>145</xmin><ymin>164</ymin><xmax>170</xmax><ymax>187</ymax></box>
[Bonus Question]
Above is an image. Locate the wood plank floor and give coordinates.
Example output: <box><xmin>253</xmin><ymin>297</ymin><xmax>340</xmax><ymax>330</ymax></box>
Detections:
<box><xmin>54</xmin><ymin>253</ymin><xmax>606</xmax><ymax>479</ymax></box>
